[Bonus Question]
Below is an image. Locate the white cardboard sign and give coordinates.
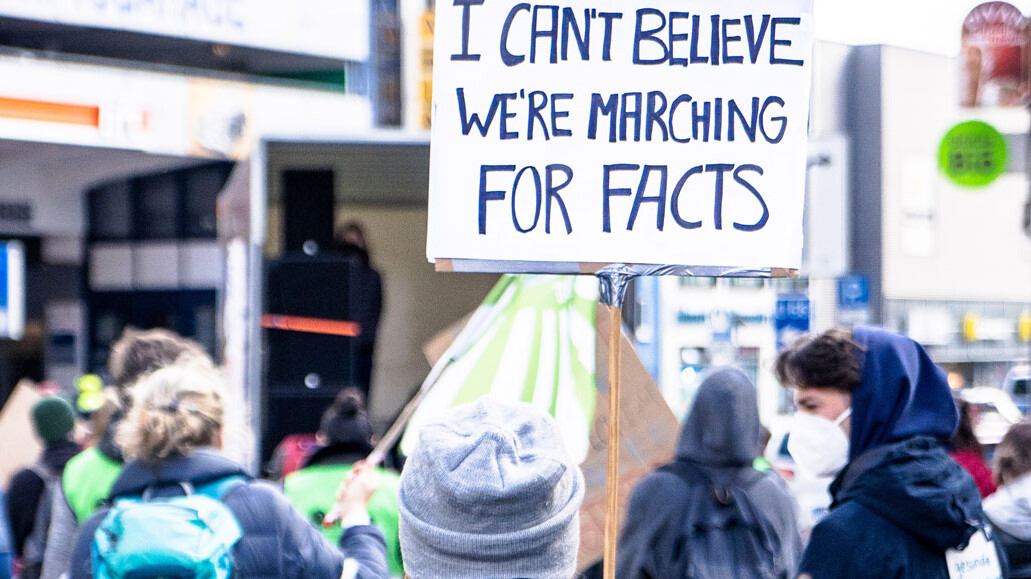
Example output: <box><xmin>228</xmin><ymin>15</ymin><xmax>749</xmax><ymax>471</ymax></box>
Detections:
<box><xmin>945</xmin><ymin>529</ymin><xmax>1003</xmax><ymax>579</ymax></box>
<box><xmin>427</xmin><ymin>0</ymin><xmax>814</xmax><ymax>273</ymax></box>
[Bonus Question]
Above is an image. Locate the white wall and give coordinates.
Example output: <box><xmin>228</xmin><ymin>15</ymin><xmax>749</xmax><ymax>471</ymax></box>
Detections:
<box><xmin>880</xmin><ymin>46</ymin><xmax>1031</xmax><ymax>302</ymax></box>
<box><xmin>811</xmin><ymin>41</ymin><xmax>854</xmax><ymax>138</ymax></box>
<box><xmin>0</xmin><ymin>143</ymin><xmax>201</xmax><ymax>237</ymax></box>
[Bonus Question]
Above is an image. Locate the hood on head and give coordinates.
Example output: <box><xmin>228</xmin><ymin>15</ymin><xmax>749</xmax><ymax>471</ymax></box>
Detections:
<box><xmin>676</xmin><ymin>367</ymin><xmax>760</xmax><ymax>467</ymax></box>
<box><xmin>849</xmin><ymin>326</ymin><xmax>957</xmax><ymax>459</ymax></box>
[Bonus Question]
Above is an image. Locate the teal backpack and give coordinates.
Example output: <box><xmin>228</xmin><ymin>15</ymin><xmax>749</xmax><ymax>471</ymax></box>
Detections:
<box><xmin>91</xmin><ymin>477</ymin><xmax>246</xmax><ymax>579</ymax></box>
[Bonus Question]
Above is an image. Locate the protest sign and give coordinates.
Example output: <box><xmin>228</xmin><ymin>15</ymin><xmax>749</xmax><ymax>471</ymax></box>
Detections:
<box><xmin>426</xmin><ymin>0</ymin><xmax>814</xmax><ymax>273</ymax></box>
<box><xmin>577</xmin><ymin>303</ymin><xmax>677</xmax><ymax>570</ymax></box>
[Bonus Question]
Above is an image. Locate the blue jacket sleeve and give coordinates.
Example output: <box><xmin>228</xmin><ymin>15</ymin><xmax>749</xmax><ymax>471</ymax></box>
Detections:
<box><xmin>338</xmin><ymin>526</ymin><xmax>390</xmax><ymax>579</ymax></box>
<box><xmin>255</xmin><ymin>483</ymin><xmax>389</xmax><ymax>579</ymax></box>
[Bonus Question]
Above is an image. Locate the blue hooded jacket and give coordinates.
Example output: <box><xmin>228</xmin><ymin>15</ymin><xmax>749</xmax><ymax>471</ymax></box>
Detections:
<box><xmin>798</xmin><ymin>327</ymin><xmax>1006</xmax><ymax>579</ymax></box>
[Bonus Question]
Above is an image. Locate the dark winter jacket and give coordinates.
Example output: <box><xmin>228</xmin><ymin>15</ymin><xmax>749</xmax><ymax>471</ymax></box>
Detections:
<box><xmin>617</xmin><ymin>367</ymin><xmax>802</xmax><ymax>578</ymax></box>
<box><xmin>798</xmin><ymin>326</ymin><xmax>1006</xmax><ymax>579</ymax></box>
<box><xmin>5</xmin><ymin>439</ymin><xmax>79</xmax><ymax>557</ymax></box>
<box><xmin>68</xmin><ymin>449</ymin><xmax>389</xmax><ymax>579</ymax></box>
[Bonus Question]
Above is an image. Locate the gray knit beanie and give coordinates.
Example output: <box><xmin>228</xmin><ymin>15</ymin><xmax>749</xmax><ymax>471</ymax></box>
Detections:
<box><xmin>398</xmin><ymin>398</ymin><xmax>585</xmax><ymax>579</ymax></box>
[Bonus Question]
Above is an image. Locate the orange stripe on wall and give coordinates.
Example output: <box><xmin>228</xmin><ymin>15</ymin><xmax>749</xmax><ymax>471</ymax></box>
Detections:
<box><xmin>261</xmin><ymin>314</ymin><xmax>362</xmax><ymax>338</ymax></box>
<box><xmin>0</xmin><ymin>97</ymin><xmax>100</xmax><ymax>127</ymax></box>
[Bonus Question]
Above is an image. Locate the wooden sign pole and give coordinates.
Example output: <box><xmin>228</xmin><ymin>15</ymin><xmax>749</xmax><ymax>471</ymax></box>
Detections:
<box><xmin>603</xmin><ymin>302</ymin><xmax>622</xmax><ymax>579</ymax></box>
<box><xmin>597</xmin><ymin>266</ymin><xmax>635</xmax><ymax>579</ymax></box>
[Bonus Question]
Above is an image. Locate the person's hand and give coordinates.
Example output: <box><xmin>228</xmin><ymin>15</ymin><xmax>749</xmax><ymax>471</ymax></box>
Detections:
<box><xmin>323</xmin><ymin>460</ymin><xmax>379</xmax><ymax>526</ymax></box>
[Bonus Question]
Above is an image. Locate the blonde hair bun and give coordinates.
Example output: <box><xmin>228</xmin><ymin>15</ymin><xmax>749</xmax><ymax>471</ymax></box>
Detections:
<box><xmin>117</xmin><ymin>355</ymin><xmax>226</xmax><ymax>463</ymax></box>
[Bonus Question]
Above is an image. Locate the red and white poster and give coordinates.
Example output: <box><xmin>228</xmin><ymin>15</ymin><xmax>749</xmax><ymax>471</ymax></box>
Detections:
<box><xmin>961</xmin><ymin>2</ymin><xmax>1029</xmax><ymax>108</ymax></box>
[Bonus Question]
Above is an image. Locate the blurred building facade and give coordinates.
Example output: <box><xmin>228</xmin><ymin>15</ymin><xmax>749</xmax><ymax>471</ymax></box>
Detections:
<box><xmin>0</xmin><ymin>2</ymin><xmax>382</xmax><ymax>404</ymax></box>
<box><xmin>634</xmin><ymin>41</ymin><xmax>1031</xmax><ymax>421</ymax></box>
<box><xmin>0</xmin><ymin>4</ymin><xmax>1026</xmax><ymax>434</ymax></box>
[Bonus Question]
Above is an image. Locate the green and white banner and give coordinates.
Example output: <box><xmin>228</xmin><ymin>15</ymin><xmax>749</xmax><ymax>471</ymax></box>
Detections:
<box><xmin>401</xmin><ymin>274</ymin><xmax>598</xmax><ymax>462</ymax></box>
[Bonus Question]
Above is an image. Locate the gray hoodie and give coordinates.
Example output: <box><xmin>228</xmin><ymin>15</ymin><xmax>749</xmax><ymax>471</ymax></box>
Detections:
<box><xmin>985</xmin><ymin>473</ymin><xmax>1031</xmax><ymax>578</ymax></box>
<box><xmin>617</xmin><ymin>367</ymin><xmax>802</xmax><ymax>578</ymax></box>
<box><xmin>986</xmin><ymin>474</ymin><xmax>1031</xmax><ymax>541</ymax></box>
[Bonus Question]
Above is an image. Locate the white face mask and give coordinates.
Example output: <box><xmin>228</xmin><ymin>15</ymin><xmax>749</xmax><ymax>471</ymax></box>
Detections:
<box><xmin>787</xmin><ymin>407</ymin><xmax>852</xmax><ymax>478</ymax></box>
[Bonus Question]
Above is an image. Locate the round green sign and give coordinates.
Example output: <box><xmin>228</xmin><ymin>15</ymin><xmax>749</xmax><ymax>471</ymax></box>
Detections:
<box><xmin>938</xmin><ymin>120</ymin><xmax>1007</xmax><ymax>188</ymax></box>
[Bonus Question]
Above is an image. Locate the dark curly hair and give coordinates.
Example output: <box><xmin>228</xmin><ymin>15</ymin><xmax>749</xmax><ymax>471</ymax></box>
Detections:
<box><xmin>994</xmin><ymin>421</ymin><xmax>1031</xmax><ymax>487</ymax></box>
<box><xmin>108</xmin><ymin>327</ymin><xmax>209</xmax><ymax>392</ymax></box>
<box><xmin>775</xmin><ymin>328</ymin><xmax>863</xmax><ymax>393</ymax></box>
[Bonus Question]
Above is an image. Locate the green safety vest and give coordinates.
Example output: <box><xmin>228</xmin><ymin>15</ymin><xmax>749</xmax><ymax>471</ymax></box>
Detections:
<box><xmin>62</xmin><ymin>446</ymin><xmax>124</xmax><ymax>523</ymax></box>
<box><xmin>284</xmin><ymin>463</ymin><xmax>403</xmax><ymax>578</ymax></box>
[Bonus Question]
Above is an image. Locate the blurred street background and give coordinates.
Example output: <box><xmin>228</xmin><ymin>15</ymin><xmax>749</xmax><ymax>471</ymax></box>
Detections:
<box><xmin>0</xmin><ymin>0</ymin><xmax>1025</xmax><ymax>478</ymax></box>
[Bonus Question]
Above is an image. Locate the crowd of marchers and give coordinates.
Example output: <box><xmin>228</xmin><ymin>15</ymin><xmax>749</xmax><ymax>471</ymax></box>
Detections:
<box><xmin>0</xmin><ymin>325</ymin><xmax>1029</xmax><ymax>579</ymax></box>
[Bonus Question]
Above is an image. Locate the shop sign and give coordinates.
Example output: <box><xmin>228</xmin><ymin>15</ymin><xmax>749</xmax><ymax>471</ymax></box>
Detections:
<box><xmin>907</xmin><ymin>307</ymin><xmax>954</xmax><ymax>347</ymax></box>
<box><xmin>0</xmin><ymin>241</ymin><xmax>25</xmax><ymax>341</ymax></box>
<box><xmin>960</xmin><ymin>2</ymin><xmax>1029</xmax><ymax>108</ymax></box>
<box><xmin>0</xmin><ymin>0</ymin><xmax>369</xmax><ymax>62</ymax></box>
<box><xmin>774</xmin><ymin>293</ymin><xmax>810</xmax><ymax>350</ymax></box>
<box><xmin>426</xmin><ymin>0</ymin><xmax>814</xmax><ymax>273</ymax></box>
<box><xmin>420</xmin><ymin>8</ymin><xmax>435</xmax><ymax>130</ymax></box>
<box><xmin>938</xmin><ymin>120</ymin><xmax>1007</xmax><ymax>188</ymax></box>
<box><xmin>1019</xmin><ymin>310</ymin><xmax>1031</xmax><ymax>342</ymax></box>
<box><xmin>963</xmin><ymin>312</ymin><xmax>1015</xmax><ymax>342</ymax></box>
<box><xmin>835</xmin><ymin>274</ymin><xmax>869</xmax><ymax>326</ymax></box>
<box><xmin>0</xmin><ymin>202</ymin><xmax>32</xmax><ymax>225</ymax></box>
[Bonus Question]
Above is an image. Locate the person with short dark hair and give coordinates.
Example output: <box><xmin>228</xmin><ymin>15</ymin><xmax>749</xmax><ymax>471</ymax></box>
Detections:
<box><xmin>107</xmin><ymin>328</ymin><xmax>208</xmax><ymax>398</ymax></box>
<box><xmin>984</xmin><ymin>421</ymin><xmax>1031</xmax><ymax>578</ymax></box>
<box><xmin>5</xmin><ymin>397</ymin><xmax>79</xmax><ymax>579</ymax></box>
<box><xmin>778</xmin><ymin>326</ymin><xmax>1007</xmax><ymax>579</ymax></box>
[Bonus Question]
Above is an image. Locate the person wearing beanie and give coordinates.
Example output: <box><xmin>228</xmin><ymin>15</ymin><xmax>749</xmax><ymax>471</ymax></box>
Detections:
<box><xmin>397</xmin><ymin>398</ymin><xmax>585</xmax><ymax>579</ymax></box>
<box><xmin>5</xmin><ymin>396</ymin><xmax>79</xmax><ymax>579</ymax></box>
<box><xmin>285</xmin><ymin>389</ymin><xmax>405</xmax><ymax>577</ymax></box>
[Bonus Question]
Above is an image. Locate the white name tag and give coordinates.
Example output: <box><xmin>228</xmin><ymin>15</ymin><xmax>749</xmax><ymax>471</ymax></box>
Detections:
<box><xmin>945</xmin><ymin>529</ymin><xmax>1003</xmax><ymax>579</ymax></box>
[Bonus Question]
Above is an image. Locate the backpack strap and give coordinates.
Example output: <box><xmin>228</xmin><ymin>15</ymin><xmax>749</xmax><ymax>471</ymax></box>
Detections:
<box><xmin>659</xmin><ymin>461</ymin><xmax>783</xmax><ymax>574</ymax></box>
<box><xmin>137</xmin><ymin>475</ymin><xmax>249</xmax><ymax>503</ymax></box>
<box><xmin>23</xmin><ymin>463</ymin><xmax>59</xmax><ymax>566</ymax></box>
<box><xmin>197</xmin><ymin>475</ymin><xmax>249</xmax><ymax>501</ymax></box>
<box><xmin>658</xmin><ymin>461</ymin><xmax>765</xmax><ymax>504</ymax></box>
<box><xmin>27</xmin><ymin>462</ymin><xmax>58</xmax><ymax>484</ymax></box>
